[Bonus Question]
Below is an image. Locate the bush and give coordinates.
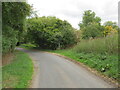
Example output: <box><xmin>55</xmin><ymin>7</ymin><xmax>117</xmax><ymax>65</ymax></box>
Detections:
<box><xmin>2</xmin><ymin>26</ymin><xmax>18</xmax><ymax>54</ymax></box>
<box><xmin>27</xmin><ymin>17</ymin><xmax>77</xmax><ymax>50</ymax></box>
<box><xmin>82</xmin><ymin>23</ymin><xmax>104</xmax><ymax>39</ymax></box>
<box><xmin>20</xmin><ymin>44</ymin><xmax>37</xmax><ymax>48</ymax></box>
<box><xmin>2</xmin><ymin>2</ymin><xmax>31</xmax><ymax>54</ymax></box>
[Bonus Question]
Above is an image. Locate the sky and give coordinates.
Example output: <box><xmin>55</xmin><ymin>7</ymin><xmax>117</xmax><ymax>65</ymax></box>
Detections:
<box><xmin>27</xmin><ymin>0</ymin><xmax>119</xmax><ymax>29</ymax></box>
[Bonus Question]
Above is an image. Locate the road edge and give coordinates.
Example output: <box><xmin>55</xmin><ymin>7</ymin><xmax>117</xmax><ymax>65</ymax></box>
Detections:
<box><xmin>43</xmin><ymin>51</ymin><xmax>119</xmax><ymax>88</ymax></box>
<box><xmin>28</xmin><ymin>54</ymin><xmax>40</xmax><ymax>88</ymax></box>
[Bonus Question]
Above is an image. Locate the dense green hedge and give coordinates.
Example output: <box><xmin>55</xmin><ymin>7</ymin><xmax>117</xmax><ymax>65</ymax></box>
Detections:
<box><xmin>26</xmin><ymin>16</ymin><xmax>77</xmax><ymax>49</ymax></box>
<box><xmin>2</xmin><ymin>26</ymin><xmax>17</xmax><ymax>54</ymax></box>
<box><xmin>2</xmin><ymin>2</ymin><xmax>31</xmax><ymax>54</ymax></box>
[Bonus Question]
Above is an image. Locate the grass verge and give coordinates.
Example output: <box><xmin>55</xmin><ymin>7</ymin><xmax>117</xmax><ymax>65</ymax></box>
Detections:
<box><xmin>2</xmin><ymin>51</ymin><xmax>34</xmax><ymax>88</ymax></box>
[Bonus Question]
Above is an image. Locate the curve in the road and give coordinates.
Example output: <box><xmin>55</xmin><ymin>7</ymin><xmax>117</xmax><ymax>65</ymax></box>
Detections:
<box><xmin>17</xmin><ymin>48</ymin><xmax>114</xmax><ymax>88</ymax></box>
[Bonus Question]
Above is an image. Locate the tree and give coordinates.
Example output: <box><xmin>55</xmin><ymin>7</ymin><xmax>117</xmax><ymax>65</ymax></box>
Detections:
<box><xmin>103</xmin><ymin>21</ymin><xmax>118</xmax><ymax>30</ymax></box>
<box><xmin>79</xmin><ymin>10</ymin><xmax>101</xmax><ymax>28</ymax></box>
<box><xmin>26</xmin><ymin>16</ymin><xmax>77</xmax><ymax>49</ymax></box>
<box><xmin>78</xmin><ymin>10</ymin><xmax>103</xmax><ymax>39</ymax></box>
<box><xmin>103</xmin><ymin>26</ymin><xmax>118</xmax><ymax>37</ymax></box>
<box><xmin>2</xmin><ymin>2</ymin><xmax>31</xmax><ymax>54</ymax></box>
<box><xmin>82</xmin><ymin>23</ymin><xmax>104</xmax><ymax>39</ymax></box>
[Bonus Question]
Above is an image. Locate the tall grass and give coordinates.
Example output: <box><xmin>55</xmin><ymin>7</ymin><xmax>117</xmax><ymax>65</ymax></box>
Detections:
<box><xmin>73</xmin><ymin>34</ymin><xmax>118</xmax><ymax>55</ymax></box>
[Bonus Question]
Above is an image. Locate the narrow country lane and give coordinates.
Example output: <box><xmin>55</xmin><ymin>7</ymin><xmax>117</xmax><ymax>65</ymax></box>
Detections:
<box><xmin>17</xmin><ymin>48</ymin><xmax>114</xmax><ymax>88</ymax></box>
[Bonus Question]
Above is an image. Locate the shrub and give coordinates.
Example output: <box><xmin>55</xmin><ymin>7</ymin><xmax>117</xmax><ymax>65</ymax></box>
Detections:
<box><xmin>2</xmin><ymin>26</ymin><xmax>18</xmax><ymax>54</ymax></box>
<box><xmin>27</xmin><ymin>17</ymin><xmax>77</xmax><ymax>50</ymax></box>
<box><xmin>2</xmin><ymin>2</ymin><xmax>31</xmax><ymax>54</ymax></box>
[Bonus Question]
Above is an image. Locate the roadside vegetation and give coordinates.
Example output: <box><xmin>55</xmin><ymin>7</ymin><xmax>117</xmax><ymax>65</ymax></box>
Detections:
<box><xmin>20</xmin><ymin>34</ymin><xmax>118</xmax><ymax>81</ymax></box>
<box><xmin>26</xmin><ymin>16</ymin><xmax>77</xmax><ymax>50</ymax></box>
<box><xmin>74</xmin><ymin>34</ymin><xmax>118</xmax><ymax>55</ymax></box>
<box><xmin>2</xmin><ymin>2</ymin><xmax>33</xmax><ymax>88</ymax></box>
<box><xmin>2</xmin><ymin>2</ymin><xmax>31</xmax><ymax>54</ymax></box>
<box><xmin>47</xmin><ymin>34</ymin><xmax>118</xmax><ymax>81</ymax></box>
<box><xmin>46</xmin><ymin>11</ymin><xmax>119</xmax><ymax>81</ymax></box>
<box><xmin>2</xmin><ymin>1</ymin><xmax>119</xmax><ymax>88</ymax></box>
<box><xmin>2</xmin><ymin>51</ymin><xmax>33</xmax><ymax>88</ymax></box>
<box><xmin>20</xmin><ymin>10</ymin><xmax>119</xmax><ymax>82</ymax></box>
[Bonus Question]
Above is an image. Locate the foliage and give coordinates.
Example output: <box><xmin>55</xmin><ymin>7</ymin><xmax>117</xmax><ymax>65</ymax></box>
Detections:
<box><xmin>73</xmin><ymin>34</ymin><xmax>118</xmax><ymax>55</ymax></box>
<box><xmin>79</xmin><ymin>10</ymin><xmax>104</xmax><ymax>39</ymax></box>
<box><xmin>82</xmin><ymin>23</ymin><xmax>104</xmax><ymax>39</ymax></box>
<box><xmin>2</xmin><ymin>2</ymin><xmax>31</xmax><ymax>54</ymax></box>
<box><xmin>20</xmin><ymin>43</ymin><xmax>37</xmax><ymax>49</ymax></box>
<box><xmin>74</xmin><ymin>30</ymin><xmax>82</xmax><ymax>42</ymax></box>
<box><xmin>103</xmin><ymin>21</ymin><xmax>118</xmax><ymax>30</ymax></box>
<box><xmin>2</xmin><ymin>51</ymin><xmax>33</xmax><ymax>88</ymax></box>
<box><xmin>2</xmin><ymin>26</ymin><xmax>18</xmax><ymax>54</ymax></box>
<box><xmin>79</xmin><ymin>10</ymin><xmax>101</xmax><ymax>28</ymax></box>
<box><xmin>103</xmin><ymin>26</ymin><xmax>118</xmax><ymax>37</ymax></box>
<box><xmin>26</xmin><ymin>16</ymin><xmax>77</xmax><ymax>49</ymax></box>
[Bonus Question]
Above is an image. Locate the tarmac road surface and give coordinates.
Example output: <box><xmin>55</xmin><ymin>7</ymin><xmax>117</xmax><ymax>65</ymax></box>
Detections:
<box><xmin>17</xmin><ymin>48</ymin><xmax>114</xmax><ymax>88</ymax></box>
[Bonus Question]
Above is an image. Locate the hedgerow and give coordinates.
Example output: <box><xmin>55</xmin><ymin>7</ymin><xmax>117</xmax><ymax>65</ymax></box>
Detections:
<box><xmin>2</xmin><ymin>2</ymin><xmax>31</xmax><ymax>54</ymax></box>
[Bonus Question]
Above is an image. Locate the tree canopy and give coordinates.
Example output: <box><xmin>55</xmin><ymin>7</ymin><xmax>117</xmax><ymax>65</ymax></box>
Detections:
<box><xmin>79</xmin><ymin>10</ymin><xmax>103</xmax><ymax>39</ymax></box>
<box><xmin>2</xmin><ymin>2</ymin><xmax>31</xmax><ymax>54</ymax></box>
<box><xmin>103</xmin><ymin>21</ymin><xmax>118</xmax><ymax>30</ymax></box>
<box><xmin>26</xmin><ymin>16</ymin><xmax>77</xmax><ymax>49</ymax></box>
